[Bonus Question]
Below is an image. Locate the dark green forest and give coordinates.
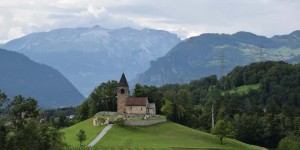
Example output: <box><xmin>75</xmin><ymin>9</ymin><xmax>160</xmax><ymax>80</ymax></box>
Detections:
<box><xmin>77</xmin><ymin>61</ymin><xmax>300</xmax><ymax>149</ymax></box>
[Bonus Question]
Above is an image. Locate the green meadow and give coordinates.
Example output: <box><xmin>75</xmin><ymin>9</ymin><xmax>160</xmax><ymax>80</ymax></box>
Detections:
<box><xmin>61</xmin><ymin>118</ymin><xmax>265</xmax><ymax>149</ymax></box>
<box><xmin>223</xmin><ymin>84</ymin><xmax>260</xmax><ymax>95</ymax></box>
<box><xmin>95</xmin><ymin>121</ymin><xmax>265</xmax><ymax>150</ymax></box>
<box><xmin>60</xmin><ymin>118</ymin><xmax>105</xmax><ymax>147</ymax></box>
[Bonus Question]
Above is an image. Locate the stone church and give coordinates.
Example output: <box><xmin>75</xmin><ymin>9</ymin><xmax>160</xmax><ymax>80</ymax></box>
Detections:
<box><xmin>117</xmin><ymin>73</ymin><xmax>156</xmax><ymax>115</ymax></box>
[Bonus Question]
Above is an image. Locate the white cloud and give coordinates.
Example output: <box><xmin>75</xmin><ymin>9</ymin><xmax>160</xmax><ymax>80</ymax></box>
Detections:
<box><xmin>48</xmin><ymin>4</ymin><xmax>138</xmax><ymax>30</ymax></box>
<box><xmin>8</xmin><ymin>27</ymin><xmax>25</xmax><ymax>40</ymax></box>
<box><xmin>0</xmin><ymin>0</ymin><xmax>300</xmax><ymax>43</ymax></box>
<box><xmin>85</xmin><ymin>5</ymin><xmax>108</xmax><ymax>18</ymax></box>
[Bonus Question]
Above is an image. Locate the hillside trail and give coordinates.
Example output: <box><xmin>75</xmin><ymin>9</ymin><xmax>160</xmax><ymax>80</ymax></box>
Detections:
<box><xmin>87</xmin><ymin>124</ymin><xmax>113</xmax><ymax>147</ymax></box>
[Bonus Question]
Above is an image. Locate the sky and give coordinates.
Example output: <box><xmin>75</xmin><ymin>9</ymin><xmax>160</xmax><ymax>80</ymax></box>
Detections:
<box><xmin>0</xmin><ymin>0</ymin><xmax>300</xmax><ymax>43</ymax></box>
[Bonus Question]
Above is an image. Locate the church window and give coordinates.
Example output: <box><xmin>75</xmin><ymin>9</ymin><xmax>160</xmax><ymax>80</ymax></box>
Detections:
<box><xmin>121</xmin><ymin>89</ymin><xmax>125</xmax><ymax>94</ymax></box>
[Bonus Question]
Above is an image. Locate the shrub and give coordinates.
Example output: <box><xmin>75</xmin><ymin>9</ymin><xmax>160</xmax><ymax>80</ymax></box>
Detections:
<box><xmin>115</xmin><ymin>118</ymin><xmax>125</xmax><ymax>126</ymax></box>
<box><xmin>97</xmin><ymin>116</ymin><xmax>106</xmax><ymax>124</ymax></box>
<box><xmin>277</xmin><ymin>134</ymin><xmax>300</xmax><ymax>150</ymax></box>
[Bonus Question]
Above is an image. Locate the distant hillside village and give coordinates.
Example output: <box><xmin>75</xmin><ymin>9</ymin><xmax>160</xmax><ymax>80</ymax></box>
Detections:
<box><xmin>93</xmin><ymin>73</ymin><xmax>166</xmax><ymax>126</ymax></box>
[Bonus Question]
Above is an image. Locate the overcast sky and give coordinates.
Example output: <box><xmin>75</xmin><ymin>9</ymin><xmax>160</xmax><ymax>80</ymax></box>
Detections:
<box><xmin>0</xmin><ymin>0</ymin><xmax>300</xmax><ymax>43</ymax></box>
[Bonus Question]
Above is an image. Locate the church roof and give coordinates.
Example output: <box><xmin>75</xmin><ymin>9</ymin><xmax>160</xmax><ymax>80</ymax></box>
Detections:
<box><xmin>118</xmin><ymin>73</ymin><xmax>129</xmax><ymax>87</ymax></box>
<box><xmin>125</xmin><ymin>97</ymin><xmax>149</xmax><ymax>106</ymax></box>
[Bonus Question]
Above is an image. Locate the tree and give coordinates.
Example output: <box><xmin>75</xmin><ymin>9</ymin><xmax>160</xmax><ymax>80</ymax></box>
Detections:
<box><xmin>161</xmin><ymin>99</ymin><xmax>173</xmax><ymax>119</ymax></box>
<box><xmin>134</xmin><ymin>84</ymin><xmax>164</xmax><ymax>114</ymax></box>
<box><xmin>160</xmin><ymin>89</ymin><xmax>193</xmax><ymax>124</ymax></box>
<box><xmin>76</xmin><ymin>129</ymin><xmax>87</xmax><ymax>147</ymax></box>
<box><xmin>204</xmin><ymin>86</ymin><xmax>222</xmax><ymax>128</ymax></box>
<box><xmin>7</xmin><ymin>95</ymin><xmax>39</xmax><ymax>130</ymax></box>
<box><xmin>0</xmin><ymin>117</ymin><xmax>8</xmax><ymax>149</ymax></box>
<box><xmin>277</xmin><ymin>134</ymin><xmax>300</xmax><ymax>150</ymax></box>
<box><xmin>0</xmin><ymin>90</ymin><xmax>8</xmax><ymax>107</ymax></box>
<box><xmin>161</xmin><ymin>91</ymin><xmax>177</xmax><ymax>120</ymax></box>
<box><xmin>1</xmin><ymin>93</ymin><xmax>66</xmax><ymax>150</ymax></box>
<box><xmin>77</xmin><ymin>100</ymin><xmax>89</xmax><ymax>121</ymax></box>
<box><xmin>0</xmin><ymin>91</ymin><xmax>8</xmax><ymax>149</ymax></box>
<box><xmin>212</xmin><ymin>119</ymin><xmax>235</xmax><ymax>144</ymax></box>
<box><xmin>83</xmin><ymin>80</ymin><xmax>118</xmax><ymax>118</ymax></box>
<box><xmin>38</xmin><ymin>125</ymin><xmax>66</xmax><ymax>150</ymax></box>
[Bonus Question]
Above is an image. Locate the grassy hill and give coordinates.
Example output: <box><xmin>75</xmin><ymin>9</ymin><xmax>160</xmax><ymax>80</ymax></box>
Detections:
<box><xmin>61</xmin><ymin>119</ymin><xmax>264</xmax><ymax>150</ymax></box>
<box><xmin>96</xmin><ymin>122</ymin><xmax>264</xmax><ymax>149</ymax></box>
<box><xmin>60</xmin><ymin>118</ymin><xmax>105</xmax><ymax>147</ymax></box>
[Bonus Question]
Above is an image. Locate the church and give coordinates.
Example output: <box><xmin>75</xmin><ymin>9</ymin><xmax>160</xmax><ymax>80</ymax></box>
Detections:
<box><xmin>117</xmin><ymin>73</ymin><xmax>156</xmax><ymax>115</ymax></box>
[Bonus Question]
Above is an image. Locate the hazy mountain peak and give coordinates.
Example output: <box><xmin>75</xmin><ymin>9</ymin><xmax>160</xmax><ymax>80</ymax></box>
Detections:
<box><xmin>91</xmin><ymin>25</ymin><xmax>104</xmax><ymax>29</ymax></box>
<box><xmin>1</xmin><ymin>26</ymin><xmax>181</xmax><ymax>96</ymax></box>
<box><xmin>289</xmin><ymin>30</ymin><xmax>300</xmax><ymax>37</ymax></box>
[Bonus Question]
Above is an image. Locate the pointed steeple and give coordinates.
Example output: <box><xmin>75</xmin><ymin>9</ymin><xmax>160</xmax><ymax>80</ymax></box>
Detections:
<box><xmin>118</xmin><ymin>73</ymin><xmax>129</xmax><ymax>87</ymax></box>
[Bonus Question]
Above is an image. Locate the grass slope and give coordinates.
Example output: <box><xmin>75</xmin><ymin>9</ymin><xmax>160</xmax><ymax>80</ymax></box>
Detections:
<box><xmin>224</xmin><ymin>84</ymin><xmax>260</xmax><ymax>95</ymax></box>
<box><xmin>60</xmin><ymin>118</ymin><xmax>105</xmax><ymax>147</ymax></box>
<box><xmin>96</xmin><ymin>121</ymin><xmax>264</xmax><ymax>150</ymax></box>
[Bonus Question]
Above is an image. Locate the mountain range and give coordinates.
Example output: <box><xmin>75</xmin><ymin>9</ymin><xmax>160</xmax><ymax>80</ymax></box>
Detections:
<box><xmin>134</xmin><ymin>30</ymin><xmax>300</xmax><ymax>85</ymax></box>
<box><xmin>0</xmin><ymin>48</ymin><xmax>84</xmax><ymax>108</ymax></box>
<box><xmin>1</xmin><ymin>26</ymin><xmax>181</xmax><ymax>96</ymax></box>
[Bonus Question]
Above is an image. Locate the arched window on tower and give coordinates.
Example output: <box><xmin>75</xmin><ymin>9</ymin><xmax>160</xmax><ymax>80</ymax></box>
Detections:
<box><xmin>121</xmin><ymin>89</ymin><xmax>125</xmax><ymax>94</ymax></box>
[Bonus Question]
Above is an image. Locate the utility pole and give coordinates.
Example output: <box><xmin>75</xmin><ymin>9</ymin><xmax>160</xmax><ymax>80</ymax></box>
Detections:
<box><xmin>212</xmin><ymin>104</ymin><xmax>215</xmax><ymax>129</ymax></box>
<box><xmin>259</xmin><ymin>44</ymin><xmax>264</xmax><ymax>62</ymax></box>
<box><xmin>220</xmin><ymin>51</ymin><xmax>225</xmax><ymax>78</ymax></box>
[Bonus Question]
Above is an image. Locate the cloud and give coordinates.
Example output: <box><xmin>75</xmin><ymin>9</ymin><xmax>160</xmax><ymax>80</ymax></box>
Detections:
<box><xmin>48</xmin><ymin>4</ymin><xmax>138</xmax><ymax>29</ymax></box>
<box><xmin>7</xmin><ymin>27</ymin><xmax>25</xmax><ymax>40</ymax></box>
<box><xmin>0</xmin><ymin>0</ymin><xmax>300</xmax><ymax>42</ymax></box>
<box><xmin>0</xmin><ymin>2</ymin><xmax>138</xmax><ymax>43</ymax></box>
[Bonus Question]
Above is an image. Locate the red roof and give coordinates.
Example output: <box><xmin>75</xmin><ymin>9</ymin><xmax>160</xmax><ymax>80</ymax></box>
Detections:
<box><xmin>125</xmin><ymin>97</ymin><xmax>149</xmax><ymax>106</ymax></box>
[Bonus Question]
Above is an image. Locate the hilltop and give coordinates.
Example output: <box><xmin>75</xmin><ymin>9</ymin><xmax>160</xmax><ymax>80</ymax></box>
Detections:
<box><xmin>61</xmin><ymin>120</ymin><xmax>264</xmax><ymax>149</ymax></box>
<box><xmin>72</xmin><ymin>61</ymin><xmax>299</xmax><ymax>149</ymax></box>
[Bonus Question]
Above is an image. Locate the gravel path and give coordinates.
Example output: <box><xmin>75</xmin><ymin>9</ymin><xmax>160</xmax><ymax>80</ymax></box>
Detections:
<box><xmin>87</xmin><ymin>124</ymin><xmax>113</xmax><ymax>147</ymax></box>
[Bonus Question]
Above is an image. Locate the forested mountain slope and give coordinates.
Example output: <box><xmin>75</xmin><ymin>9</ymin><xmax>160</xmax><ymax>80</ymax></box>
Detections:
<box><xmin>0</xmin><ymin>48</ymin><xmax>84</xmax><ymax>107</ymax></box>
<box><xmin>134</xmin><ymin>30</ymin><xmax>300</xmax><ymax>85</ymax></box>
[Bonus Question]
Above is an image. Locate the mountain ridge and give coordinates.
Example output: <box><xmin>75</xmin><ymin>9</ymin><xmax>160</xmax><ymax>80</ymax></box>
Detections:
<box><xmin>0</xmin><ymin>48</ymin><xmax>84</xmax><ymax>108</ymax></box>
<box><xmin>134</xmin><ymin>30</ymin><xmax>300</xmax><ymax>86</ymax></box>
<box><xmin>1</xmin><ymin>26</ymin><xmax>181</xmax><ymax>96</ymax></box>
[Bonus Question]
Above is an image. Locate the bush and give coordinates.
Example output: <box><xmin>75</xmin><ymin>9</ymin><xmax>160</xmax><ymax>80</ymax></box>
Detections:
<box><xmin>97</xmin><ymin>116</ymin><xmax>106</xmax><ymax>124</ymax></box>
<box><xmin>115</xmin><ymin>118</ymin><xmax>125</xmax><ymax>126</ymax></box>
<box><xmin>277</xmin><ymin>134</ymin><xmax>300</xmax><ymax>150</ymax></box>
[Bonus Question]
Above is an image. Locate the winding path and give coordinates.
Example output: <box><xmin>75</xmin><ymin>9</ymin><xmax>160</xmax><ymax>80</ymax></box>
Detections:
<box><xmin>87</xmin><ymin>124</ymin><xmax>113</xmax><ymax>147</ymax></box>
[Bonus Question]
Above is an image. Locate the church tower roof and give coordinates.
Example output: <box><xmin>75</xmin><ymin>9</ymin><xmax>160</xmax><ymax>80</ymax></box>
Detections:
<box><xmin>118</xmin><ymin>73</ymin><xmax>129</xmax><ymax>87</ymax></box>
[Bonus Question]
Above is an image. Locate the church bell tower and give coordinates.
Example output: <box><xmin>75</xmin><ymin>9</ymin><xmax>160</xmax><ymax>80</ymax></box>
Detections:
<box><xmin>117</xmin><ymin>73</ymin><xmax>129</xmax><ymax>113</ymax></box>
